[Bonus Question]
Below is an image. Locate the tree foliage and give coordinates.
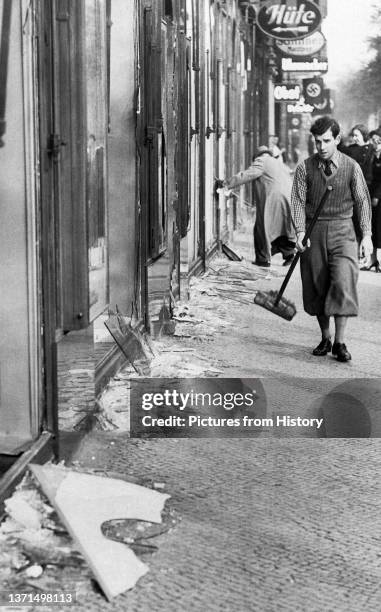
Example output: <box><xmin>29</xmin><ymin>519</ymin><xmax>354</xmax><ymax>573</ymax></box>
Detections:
<box><xmin>334</xmin><ymin>3</ymin><xmax>381</xmax><ymax>131</ymax></box>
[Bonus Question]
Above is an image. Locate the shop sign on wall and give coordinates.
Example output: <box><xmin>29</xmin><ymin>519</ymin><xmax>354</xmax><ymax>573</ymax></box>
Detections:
<box><xmin>256</xmin><ymin>1</ymin><xmax>322</xmax><ymax>41</ymax></box>
<box><xmin>274</xmin><ymin>83</ymin><xmax>301</xmax><ymax>102</ymax></box>
<box><xmin>275</xmin><ymin>30</ymin><xmax>326</xmax><ymax>56</ymax></box>
<box><xmin>281</xmin><ymin>56</ymin><xmax>328</xmax><ymax>72</ymax></box>
<box><xmin>287</xmin><ymin>100</ymin><xmax>314</xmax><ymax>114</ymax></box>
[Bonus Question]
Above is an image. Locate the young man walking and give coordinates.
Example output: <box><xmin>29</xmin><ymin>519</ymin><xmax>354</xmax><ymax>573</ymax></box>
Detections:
<box><xmin>291</xmin><ymin>116</ymin><xmax>373</xmax><ymax>362</ymax></box>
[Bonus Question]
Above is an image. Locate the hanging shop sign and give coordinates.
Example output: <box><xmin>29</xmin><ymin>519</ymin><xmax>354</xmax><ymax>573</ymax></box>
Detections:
<box><xmin>274</xmin><ymin>83</ymin><xmax>301</xmax><ymax>102</ymax></box>
<box><xmin>256</xmin><ymin>1</ymin><xmax>322</xmax><ymax>41</ymax></box>
<box><xmin>303</xmin><ymin>76</ymin><xmax>324</xmax><ymax>104</ymax></box>
<box><xmin>274</xmin><ymin>30</ymin><xmax>326</xmax><ymax>57</ymax></box>
<box><xmin>281</xmin><ymin>56</ymin><xmax>328</xmax><ymax>72</ymax></box>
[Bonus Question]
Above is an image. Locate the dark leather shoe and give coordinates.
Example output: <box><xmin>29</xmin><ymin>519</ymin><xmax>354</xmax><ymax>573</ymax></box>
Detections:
<box><xmin>332</xmin><ymin>342</ymin><xmax>352</xmax><ymax>362</ymax></box>
<box><xmin>360</xmin><ymin>261</ymin><xmax>380</xmax><ymax>272</ymax></box>
<box><xmin>252</xmin><ymin>261</ymin><xmax>271</xmax><ymax>267</ymax></box>
<box><xmin>312</xmin><ymin>338</ymin><xmax>332</xmax><ymax>356</ymax></box>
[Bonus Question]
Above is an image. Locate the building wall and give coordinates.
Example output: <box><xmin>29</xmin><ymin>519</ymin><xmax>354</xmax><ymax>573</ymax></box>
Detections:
<box><xmin>185</xmin><ymin>0</ymin><xmax>201</xmax><ymax>267</ymax></box>
<box><xmin>203</xmin><ymin>2</ymin><xmax>214</xmax><ymax>249</ymax></box>
<box><xmin>108</xmin><ymin>0</ymin><xmax>137</xmax><ymax>313</ymax></box>
<box><xmin>0</xmin><ymin>0</ymin><xmax>37</xmax><ymax>448</ymax></box>
<box><xmin>86</xmin><ymin>0</ymin><xmax>109</xmax><ymax>321</ymax></box>
<box><xmin>0</xmin><ymin>0</ymin><xmax>276</xmax><ymax>454</ymax></box>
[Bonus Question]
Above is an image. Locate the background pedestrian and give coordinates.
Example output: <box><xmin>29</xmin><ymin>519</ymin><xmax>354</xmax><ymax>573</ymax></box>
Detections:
<box><xmin>226</xmin><ymin>146</ymin><xmax>296</xmax><ymax>267</ymax></box>
<box><xmin>364</xmin><ymin>128</ymin><xmax>381</xmax><ymax>271</ymax></box>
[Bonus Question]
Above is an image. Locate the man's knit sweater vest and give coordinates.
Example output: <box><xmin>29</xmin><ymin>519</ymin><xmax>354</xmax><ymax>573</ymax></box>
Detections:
<box><xmin>305</xmin><ymin>152</ymin><xmax>355</xmax><ymax>221</ymax></box>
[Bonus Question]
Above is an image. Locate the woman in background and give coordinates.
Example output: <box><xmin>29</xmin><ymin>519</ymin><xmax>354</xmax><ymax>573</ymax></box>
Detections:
<box><xmin>345</xmin><ymin>124</ymin><xmax>373</xmax><ymax>262</ymax></box>
<box><xmin>347</xmin><ymin>124</ymin><xmax>373</xmax><ymax>186</ymax></box>
<box><xmin>363</xmin><ymin>128</ymin><xmax>381</xmax><ymax>271</ymax></box>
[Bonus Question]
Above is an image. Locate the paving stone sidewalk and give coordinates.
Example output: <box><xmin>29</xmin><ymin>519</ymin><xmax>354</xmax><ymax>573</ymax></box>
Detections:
<box><xmin>59</xmin><ymin>434</ymin><xmax>381</xmax><ymax>612</ymax></box>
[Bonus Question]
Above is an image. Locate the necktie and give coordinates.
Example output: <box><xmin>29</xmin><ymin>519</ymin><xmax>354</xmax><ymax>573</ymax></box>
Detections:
<box><xmin>324</xmin><ymin>160</ymin><xmax>332</xmax><ymax>176</ymax></box>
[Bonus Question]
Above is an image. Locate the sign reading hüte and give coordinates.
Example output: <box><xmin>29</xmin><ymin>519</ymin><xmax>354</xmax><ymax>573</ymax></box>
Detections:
<box><xmin>256</xmin><ymin>1</ymin><xmax>322</xmax><ymax>41</ymax></box>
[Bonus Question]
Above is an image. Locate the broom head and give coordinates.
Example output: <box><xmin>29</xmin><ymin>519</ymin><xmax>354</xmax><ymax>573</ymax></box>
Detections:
<box><xmin>254</xmin><ymin>290</ymin><xmax>297</xmax><ymax>321</ymax></box>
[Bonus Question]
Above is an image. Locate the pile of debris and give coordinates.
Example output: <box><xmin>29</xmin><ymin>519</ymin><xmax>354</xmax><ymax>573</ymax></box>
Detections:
<box><xmin>88</xmin><ymin>253</ymin><xmax>283</xmax><ymax>432</ymax></box>
<box><xmin>0</xmin><ymin>464</ymin><xmax>178</xmax><ymax>602</ymax></box>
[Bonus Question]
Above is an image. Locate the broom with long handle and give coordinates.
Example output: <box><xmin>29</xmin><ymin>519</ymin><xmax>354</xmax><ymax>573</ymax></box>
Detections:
<box><xmin>254</xmin><ymin>185</ymin><xmax>333</xmax><ymax>321</ymax></box>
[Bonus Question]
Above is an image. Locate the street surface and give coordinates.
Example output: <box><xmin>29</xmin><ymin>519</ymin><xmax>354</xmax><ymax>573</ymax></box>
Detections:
<box><xmin>67</xmin><ymin>434</ymin><xmax>381</xmax><ymax>612</ymax></box>
<box><xmin>57</xmin><ymin>224</ymin><xmax>381</xmax><ymax>611</ymax></box>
